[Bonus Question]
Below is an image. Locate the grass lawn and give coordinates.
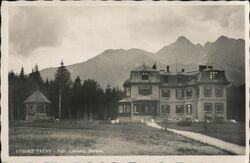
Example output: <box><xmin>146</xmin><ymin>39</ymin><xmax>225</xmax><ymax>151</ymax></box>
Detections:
<box><xmin>165</xmin><ymin>122</ymin><xmax>245</xmax><ymax>146</ymax></box>
<box><xmin>9</xmin><ymin>121</ymin><xmax>232</xmax><ymax>156</ymax></box>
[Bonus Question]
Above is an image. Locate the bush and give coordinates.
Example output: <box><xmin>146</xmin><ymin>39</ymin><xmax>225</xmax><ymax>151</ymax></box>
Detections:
<box><xmin>177</xmin><ymin>120</ymin><xmax>192</xmax><ymax>126</ymax></box>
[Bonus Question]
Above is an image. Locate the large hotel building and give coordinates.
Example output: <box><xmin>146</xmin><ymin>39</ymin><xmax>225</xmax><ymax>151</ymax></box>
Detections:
<box><xmin>118</xmin><ymin>64</ymin><xmax>230</xmax><ymax>122</ymax></box>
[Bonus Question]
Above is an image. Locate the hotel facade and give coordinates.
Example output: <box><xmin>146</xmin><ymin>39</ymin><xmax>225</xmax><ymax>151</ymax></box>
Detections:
<box><xmin>118</xmin><ymin>64</ymin><xmax>230</xmax><ymax>122</ymax></box>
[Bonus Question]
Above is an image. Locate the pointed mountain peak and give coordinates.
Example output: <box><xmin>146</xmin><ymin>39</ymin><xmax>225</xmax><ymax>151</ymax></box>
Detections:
<box><xmin>176</xmin><ymin>36</ymin><xmax>192</xmax><ymax>44</ymax></box>
<box><xmin>204</xmin><ymin>41</ymin><xmax>212</xmax><ymax>49</ymax></box>
<box><xmin>196</xmin><ymin>43</ymin><xmax>203</xmax><ymax>49</ymax></box>
<box><xmin>216</xmin><ymin>35</ymin><xmax>229</xmax><ymax>42</ymax></box>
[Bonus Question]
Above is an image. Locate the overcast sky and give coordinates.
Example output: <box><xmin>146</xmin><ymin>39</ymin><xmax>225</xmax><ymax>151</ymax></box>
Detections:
<box><xmin>8</xmin><ymin>4</ymin><xmax>245</xmax><ymax>73</ymax></box>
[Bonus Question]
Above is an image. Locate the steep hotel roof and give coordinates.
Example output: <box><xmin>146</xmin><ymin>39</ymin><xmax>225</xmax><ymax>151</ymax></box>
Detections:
<box><xmin>123</xmin><ymin>64</ymin><xmax>230</xmax><ymax>87</ymax></box>
<box><xmin>132</xmin><ymin>65</ymin><xmax>158</xmax><ymax>72</ymax></box>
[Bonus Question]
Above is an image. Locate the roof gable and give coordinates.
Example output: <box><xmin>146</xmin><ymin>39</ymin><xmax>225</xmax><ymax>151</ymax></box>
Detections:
<box><xmin>24</xmin><ymin>90</ymin><xmax>51</xmax><ymax>104</ymax></box>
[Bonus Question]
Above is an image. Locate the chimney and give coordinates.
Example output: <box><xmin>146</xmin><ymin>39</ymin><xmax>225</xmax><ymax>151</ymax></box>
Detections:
<box><xmin>152</xmin><ymin>62</ymin><xmax>157</xmax><ymax>70</ymax></box>
<box><xmin>167</xmin><ymin>66</ymin><xmax>170</xmax><ymax>72</ymax></box>
<box><xmin>199</xmin><ymin>65</ymin><xmax>207</xmax><ymax>71</ymax></box>
<box><xmin>181</xmin><ymin>69</ymin><xmax>185</xmax><ymax>73</ymax></box>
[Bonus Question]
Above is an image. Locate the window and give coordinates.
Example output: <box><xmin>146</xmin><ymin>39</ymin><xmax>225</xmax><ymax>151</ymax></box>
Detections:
<box><xmin>126</xmin><ymin>88</ymin><xmax>131</xmax><ymax>96</ymax></box>
<box><xmin>186</xmin><ymin>88</ymin><xmax>192</xmax><ymax>98</ymax></box>
<box><xmin>45</xmin><ymin>105</ymin><xmax>50</xmax><ymax>115</ymax></box>
<box><xmin>186</xmin><ymin>104</ymin><xmax>192</xmax><ymax>115</ymax></box>
<box><xmin>142</xmin><ymin>71</ymin><xmax>149</xmax><ymax>80</ymax></box>
<box><xmin>125</xmin><ymin>106</ymin><xmax>131</xmax><ymax>113</ymax></box>
<box><xmin>133</xmin><ymin>104</ymin><xmax>139</xmax><ymax>114</ymax></box>
<box><xmin>161</xmin><ymin>89</ymin><xmax>170</xmax><ymax>98</ymax></box>
<box><xmin>177</xmin><ymin>75</ymin><xmax>182</xmax><ymax>83</ymax></box>
<box><xmin>176</xmin><ymin>89</ymin><xmax>184</xmax><ymax>99</ymax></box>
<box><xmin>37</xmin><ymin>104</ymin><xmax>44</xmax><ymax>113</ymax></box>
<box><xmin>215</xmin><ymin>86</ymin><xmax>223</xmax><ymax>97</ymax></box>
<box><xmin>163</xmin><ymin>76</ymin><xmax>168</xmax><ymax>83</ymax></box>
<box><xmin>209</xmin><ymin>71</ymin><xmax>218</xmax><ymax>79</ymax></box>
<box><xmin>28</xmin><ymin>105</ymin><xmax>35</xmax><ymax>116</ymax></box>
<box><xmin>138</xmin><ymin>86</ymin><xmax>152</xmax><ymax>95</ymax></box>
<box><xmin>119</xmin><ymin>105</ymin><xmax>131</xmax><ymax>114</ymax></box>
<box><xmin>204</xmin><ymin>103</ymin><xmax>213</xmax><ymax>113</ymax></box>
<box><xmin>161</xmin><ymin>105</ymin><xmax>170</xmax><ymax>114</ymax></box>
<box><xmin>119</xmin><ymin>106</ymin><xmax>123</xmax><ymax>113</ymax></box>
<box><xmin>175</xmin><ymin>105</ymin><xmax>184</xmax><ymax>114</ymax></box>
<box><xmin>204</xmin><ymin>85</ymin><xmax>212</xmax><ymax>97</ymax></box>
<box><xmin>196</xmin><ymin>87</ymin><xmax>200</xmax><ymax>97</ymax></box>
<box><xmin>215</xmin><ymin>103</ymin><xmax>224</xmax><ymax>113</ymax></box>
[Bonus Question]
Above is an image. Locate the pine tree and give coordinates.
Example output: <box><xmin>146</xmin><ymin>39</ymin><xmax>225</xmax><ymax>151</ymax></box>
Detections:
<box><xmin>54</xmin><ymin>61</ymin><xmax>71</xmax><ymax>120</ymax></box>
<box><xmin>33</xmin><ymin>64</ymin><xmax>43</xmax><ymax>85</ymax></box>
<box><xmin>73</xmin><ymin>76</ymin><xmax>81</xmax><ymax>89</ymax></box>
<box><xmin>19</xmin><ymin>67</ymin><xmax>25</xmax><ymax>80</ymax></box>
<box><xmin>70</xmin><ymin>76</ymin><xmax>82</xmax><ymax>119</ymax></box>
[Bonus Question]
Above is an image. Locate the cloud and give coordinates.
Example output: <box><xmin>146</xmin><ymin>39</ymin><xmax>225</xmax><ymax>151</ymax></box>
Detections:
<box><xmin>8</xmin><ymin>5</ymin><xmax>245</xmax><ymax>72</ymax></box>
<box><xmin>9</xmin><ymin>6</ymin><xmax>68</xmax><ymax>56</ymax></box>
<box><xmin>191</xmin><ymin>6</ymin><xmax>244</xmax><ymax>29</ymax></box>
<box><xmin>126</xmin><ymin>5</ymin><xmax>244</xmax><ymax>46</ymax></box>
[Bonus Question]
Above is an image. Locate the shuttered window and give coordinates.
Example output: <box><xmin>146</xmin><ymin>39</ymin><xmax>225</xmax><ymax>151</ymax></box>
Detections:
<box><xmin>175</xmin><ymin>105</ymin><xmax>184</xmax><ymax>114</ymax></box>
<box><xmin>186</xmin><ymin>104</ymin><xmax>192</xmax><ymax>115</ymax></box>
<box><xmin>204</xmin><ymin>85</ymin><xmax>212</xmax><ymax>97</ymax></box>
<box><xmin>215</xmin><ymin>86</ymin><xmax>223</xmax><ymax>97</ymax></box>
<box><xmin>186</xmin><ymin>88</ymin><xmax>192</xmax><ymax>98</ymax></box>
<box><xmin>162</xmin><ymin>89</ymin><xmax>170</xmax><ymax>98</ymax></box>
<box><xmin>161</xmin><ymin>105</ymin><xmax>170</xmax><ymax>114</ymax></box>
<box><xmin>215</xmin><ymin>103</ymin><xmax>224</xmax><ymax>113</ymax></box>
<box><xmin>138</xmin><ymin>86</ymin><xmax>152</xmax><ymax>95</ymax></box>
<box><xmin>176</xmin><ymin>89</ymin><xmax>184</xmax><ymax>99</ymax></box>
<box><xmin>204</xmin><ymin>103</ymin><xmax>213</xmax><ymax>113</ymax></box>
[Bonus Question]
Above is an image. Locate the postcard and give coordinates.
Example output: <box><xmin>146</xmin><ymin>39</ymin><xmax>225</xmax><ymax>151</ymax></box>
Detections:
<box><xmin>1</xmin><ymin>1</ymin><xmax>249</xmax><ymax>163</ymax></box>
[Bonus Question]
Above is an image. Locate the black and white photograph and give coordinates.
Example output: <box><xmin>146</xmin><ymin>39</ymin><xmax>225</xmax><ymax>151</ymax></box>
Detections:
<box><xmin>1</xmin><ymin>1</ymin><xmax>249</xmax><ymax>163</ymax></box>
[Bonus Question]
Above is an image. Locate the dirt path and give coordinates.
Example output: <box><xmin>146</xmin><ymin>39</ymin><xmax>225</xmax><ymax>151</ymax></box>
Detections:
<box><xmin>146</xmin><ymin>121</ymin><xmax>245</xmax><ymax>155</ymax></box>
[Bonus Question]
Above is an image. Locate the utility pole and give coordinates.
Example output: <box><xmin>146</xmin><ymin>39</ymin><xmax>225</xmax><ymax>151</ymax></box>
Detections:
<box><xmin>175</xmin><ymin>55</ymin><xmax>178</xmax><ymax>72</ymax></box>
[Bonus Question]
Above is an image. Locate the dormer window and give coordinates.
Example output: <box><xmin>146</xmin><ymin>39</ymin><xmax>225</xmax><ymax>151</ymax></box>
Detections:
<box><xmin>209</xmin><ymin>71</ymin><xmax>218</xmax><ymax>79</ymax></box>
<box><xmin>177</xmin><ymin>75</ymin><xmax>182</xmax><ymax>83</ymax></box>
<box><xmin>142</xmin><ymin>71</ymin><xmax>149</xmax><ymax>80</ymax></box>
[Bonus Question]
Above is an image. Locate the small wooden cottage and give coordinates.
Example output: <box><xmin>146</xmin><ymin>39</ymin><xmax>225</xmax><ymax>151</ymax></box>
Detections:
<box><xmin>24</xmin><ymin>89</ymin><xmax>52</xmax><ymax>121</ymax></box>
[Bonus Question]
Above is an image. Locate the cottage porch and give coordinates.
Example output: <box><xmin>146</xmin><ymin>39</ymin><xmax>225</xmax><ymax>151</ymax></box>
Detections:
<box><xmin>118</xmin><ymin>97</ymin><xmax>159</xmax><ymax>121</ymax></box>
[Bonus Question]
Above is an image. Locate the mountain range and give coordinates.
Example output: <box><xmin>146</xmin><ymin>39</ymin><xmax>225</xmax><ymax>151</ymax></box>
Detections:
<box><xmin>40</xmin><ymin>35</ymin><xmax>245</xmax><ymax>88</ymax></box>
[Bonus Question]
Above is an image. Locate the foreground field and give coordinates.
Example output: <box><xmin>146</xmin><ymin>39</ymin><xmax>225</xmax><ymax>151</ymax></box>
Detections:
<box><xmin>9</xmin><ymin>121</ymin><xmax>231</xmax><ymax>156</ymax></box>
<box><xmin>166</xmin><ymin>122</ymin><xmax>245</xmax><ymax>146</ymax></box>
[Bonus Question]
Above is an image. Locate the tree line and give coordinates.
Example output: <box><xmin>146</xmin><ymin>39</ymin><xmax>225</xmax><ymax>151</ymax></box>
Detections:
<box><xmin>9</xmin><ymin>62</ymin><xmax>125</xmax><ymax>121</ymax></box>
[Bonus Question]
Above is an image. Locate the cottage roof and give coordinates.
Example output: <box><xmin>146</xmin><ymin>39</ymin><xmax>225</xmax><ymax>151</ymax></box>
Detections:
<box><xmin>24</xmin><ymin>90</ymin><xmax>51</xmax><ymax>104</ymax></box>
<box><xmin>118</xmin><ymin>97</ymin><xmax>132</xmax><ymax>103</ymax></box>
<box><xmin>132</xmin><ymin>64</ymin><xmax>158</xmax><ymax>72</ymax></box>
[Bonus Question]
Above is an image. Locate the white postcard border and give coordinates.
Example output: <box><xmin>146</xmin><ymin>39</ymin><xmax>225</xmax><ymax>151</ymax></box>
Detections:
<box><xmin>1</xmin><ymin>1</ymin><xmax>249</xmax><ymax>163</ymax></box>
